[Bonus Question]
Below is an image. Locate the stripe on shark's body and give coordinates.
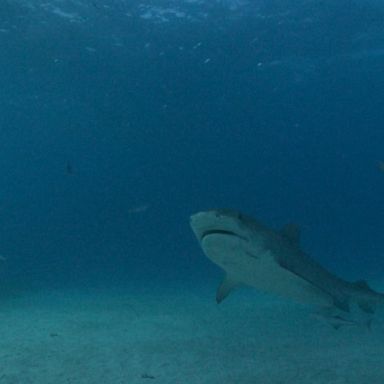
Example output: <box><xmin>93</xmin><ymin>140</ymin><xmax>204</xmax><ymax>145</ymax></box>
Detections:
<box><xmin>276</xmin><ymin>258</ymin><xmax>349</xmax><ymax>311</ymax></box>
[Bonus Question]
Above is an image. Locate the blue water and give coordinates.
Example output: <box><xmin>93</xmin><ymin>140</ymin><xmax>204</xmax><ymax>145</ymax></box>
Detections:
<box><xmin>0</xmin><ymin>0</ymin><xmax>384</xmax><ymax>291</ymax></box>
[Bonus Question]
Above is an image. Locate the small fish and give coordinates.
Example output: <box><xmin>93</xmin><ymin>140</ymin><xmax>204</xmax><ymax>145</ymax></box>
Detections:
<box><xmin>141</xmin><ymin>373</ymin><xmax>155</xmax><ymax>380</ymax></box>
<box><xmin>378</xmin><ymin>161</ymin><xmax>384</xmax><ymax>172</ymax></box>
<box><xmin>66</xmin><ymin>162</ymin><xmax>74</xmax><ymax>175</ymax></box>
<box><xmin>128</xmin><ymin>204</ymin><xmax>149</xmax><ymax>214</ymax></box>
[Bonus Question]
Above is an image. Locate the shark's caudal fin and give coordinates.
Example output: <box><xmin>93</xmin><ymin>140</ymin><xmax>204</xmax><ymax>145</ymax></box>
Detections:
<box><xmin>352</xmin><ymin>280</ymin><xmax>380</xmax><ymax>314</ymax></box>
<box><xmin>216</xmin><ymin>275</ymin><xmax>239</xmax><ymax>303</ymax></box>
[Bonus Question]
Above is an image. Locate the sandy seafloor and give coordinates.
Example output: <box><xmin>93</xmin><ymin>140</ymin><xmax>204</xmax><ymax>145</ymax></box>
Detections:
<box><xmin>1</xmin><ymin>280</ymin><xmax>384</xmax><ymax>384</ymax></box>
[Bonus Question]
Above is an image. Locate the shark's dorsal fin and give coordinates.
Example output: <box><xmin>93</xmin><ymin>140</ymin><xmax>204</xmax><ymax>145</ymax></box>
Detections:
<box><xmin>353</xmin><ymin>279</ymin><xmax>372</xmax><ymax>291</ymax></box>
<box><xmin>280</xmin><ymin>223</ymin><xmax>300</xmax><ymax>245</ymax></box>
<box><xmin>216</xmin><ymin>275</ymin><xmax>239</xmax><ymax>303</ymax></box>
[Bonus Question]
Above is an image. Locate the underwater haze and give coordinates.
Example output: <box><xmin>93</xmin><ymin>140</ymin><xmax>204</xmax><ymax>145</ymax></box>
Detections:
<box><xmin>1</xmin><ymin>0</ymin><xmax>384</xmax><ymax>382</ymax></box>
<box><xmin>1</xmin><ymin>0</ymin><xmax>384</xmax><ymax>287</ymax></box>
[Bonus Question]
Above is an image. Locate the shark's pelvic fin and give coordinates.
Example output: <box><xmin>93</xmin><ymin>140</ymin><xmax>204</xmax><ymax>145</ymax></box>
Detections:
<box><xmin>358</xmin><ymin>301</ymin><xmax>376</xmax><ymax>314</ymax></box>
<box><xmin>216</xmin><ymin>275</ymin><xmax>239</xmax><ymax>303</ymax></box>
<box><xmin>357</xmin><ymin>299</ymin><xmax>376</xmax><ymax>314</ymax></box>
<box><xmin>280</xmin><ymin>223</ymin><xmax>300</xmax><ymax>246</ymax></box>
<box><xmin>314</xmin><ymin>306</ymin><xmax>373</xmax><ymax>330</ymax></box>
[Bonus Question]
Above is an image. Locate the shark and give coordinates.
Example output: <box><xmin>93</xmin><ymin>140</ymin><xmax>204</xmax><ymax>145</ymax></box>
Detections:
<box><xmin>190</xmin><ymin>209</ymin><xmax>384</xmax><ymax>329</ymax></box>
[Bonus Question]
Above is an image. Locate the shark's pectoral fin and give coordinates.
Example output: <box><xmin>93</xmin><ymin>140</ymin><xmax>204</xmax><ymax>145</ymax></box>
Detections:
<box><xmin>216</xmin><ymin>275</ymin><xmax>239</xmax><ymax>303</ymax></box>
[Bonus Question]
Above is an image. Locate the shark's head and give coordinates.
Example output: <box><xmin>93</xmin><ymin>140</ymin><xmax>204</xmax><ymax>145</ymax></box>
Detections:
<box><xmin>190</xmin><ymin>209</ymin><xmax>263</xmax><ymax>271</ymax></box>
<box><xmin>190</xmin><ymin>209</ymin><xmax>248</xmax><ymax>241</ymax></box>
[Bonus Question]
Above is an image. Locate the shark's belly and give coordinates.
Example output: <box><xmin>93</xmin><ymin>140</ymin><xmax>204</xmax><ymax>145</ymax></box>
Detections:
<box><xmin>202</xmin><ymin>235</ymin><xmax>333</xmax><ymax>307</ymax></box>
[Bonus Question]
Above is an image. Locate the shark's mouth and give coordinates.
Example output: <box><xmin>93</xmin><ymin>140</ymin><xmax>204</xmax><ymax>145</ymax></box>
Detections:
<box><xmin>200</xmin><ymin>229</ymin><xmax>248</xmax><ymax>242</ymax></box>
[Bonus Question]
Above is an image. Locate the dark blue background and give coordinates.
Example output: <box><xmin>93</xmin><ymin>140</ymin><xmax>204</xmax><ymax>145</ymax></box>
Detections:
<box><xmin>0</xmin><ymin>0</ymin><xmax>383</xmax><ymax>289</ymax></box>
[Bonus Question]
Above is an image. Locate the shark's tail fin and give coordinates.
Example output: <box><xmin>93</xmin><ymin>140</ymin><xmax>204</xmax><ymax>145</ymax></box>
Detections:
<box><xmin>352</xmin><ymin>279</ymin><xmax>384</xmax><ymax>314</ymax></box>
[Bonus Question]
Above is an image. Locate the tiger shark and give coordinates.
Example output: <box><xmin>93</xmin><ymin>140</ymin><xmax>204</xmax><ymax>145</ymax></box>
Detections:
<box><xmin>190</xmin><ymin>209</ymin><xmax>384</xmax><ymax>328</ymax></box>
